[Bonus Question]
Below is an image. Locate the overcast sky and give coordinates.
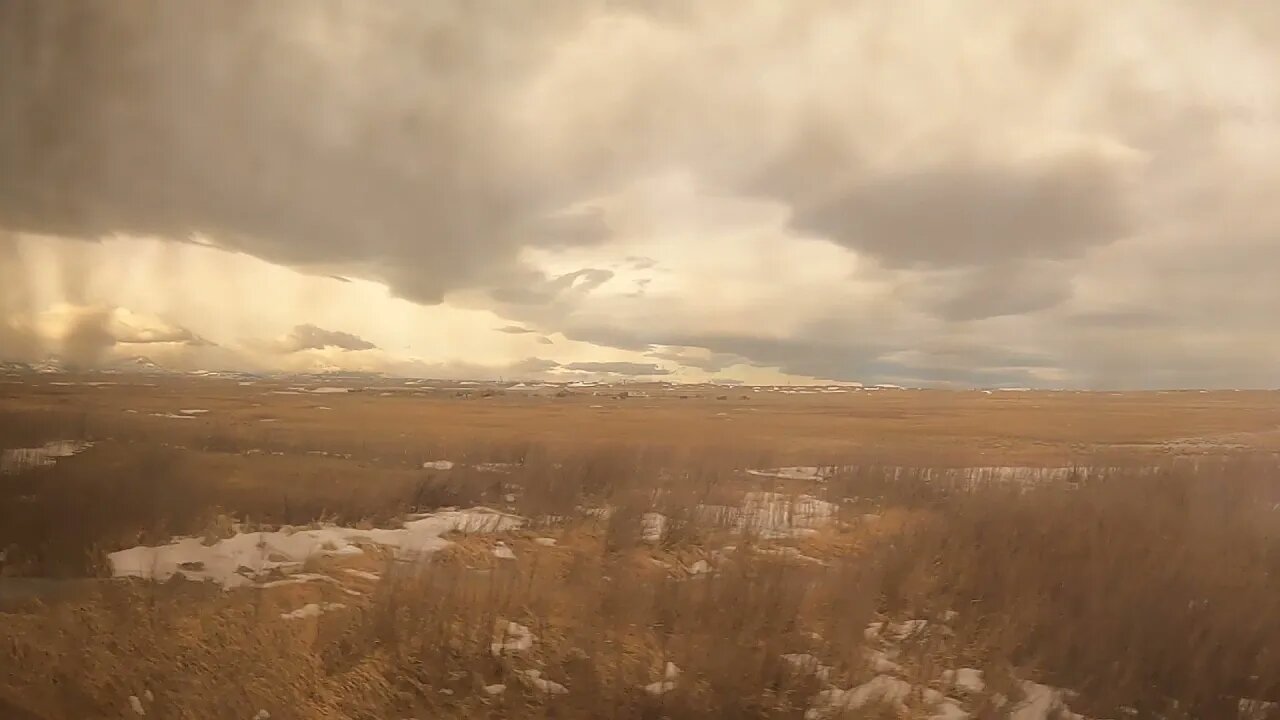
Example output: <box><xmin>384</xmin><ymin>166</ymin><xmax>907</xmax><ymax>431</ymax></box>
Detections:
<box><xmin>2</xmin><ymin>1</ymin><xmax>1278</xmax><ymax>387</ymax></box>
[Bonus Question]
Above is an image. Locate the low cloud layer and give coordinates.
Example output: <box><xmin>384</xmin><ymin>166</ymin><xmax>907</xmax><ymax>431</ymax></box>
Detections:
<box><xmin>563</xmin><ymin>361</ymin><xmax>673</xmax><ymax>377</ymax></box>
<box><xmin>277</xmin><ymin>325</ymin><xmax>377</xmax><ymax>353</ymax></box>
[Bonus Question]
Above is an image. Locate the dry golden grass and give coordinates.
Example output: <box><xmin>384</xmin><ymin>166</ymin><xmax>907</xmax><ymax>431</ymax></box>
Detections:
<box><xmin>5</xmin><ymin>375</ymin><xmax>1280</xmax><ymax>463</ymax></box>
<box><xmin>3</xmin><ymin>376</ymin><xmax>1280</xmax><ymax>719</ymax></box>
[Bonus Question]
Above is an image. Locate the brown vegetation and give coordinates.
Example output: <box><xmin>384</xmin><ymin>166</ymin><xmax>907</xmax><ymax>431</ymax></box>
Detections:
<box><xmin>2</xmin><ymin>377</ymin><xmax>1279</xmax><ymax>719</ymax></box>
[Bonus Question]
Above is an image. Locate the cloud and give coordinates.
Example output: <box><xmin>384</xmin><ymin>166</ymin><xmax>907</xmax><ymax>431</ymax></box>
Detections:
<box><xmin>625</xmin><ymin>256</ymin><xmax>657</xmax><ymax>270</ymax></box>
<box><xmin>489</xmin><ymin>268</ymin><xmax>614</xmax><ymax>305</ymax></box>
<box><xmin>384</xmin><ymin>356</ymin><xmax>564</xmax><ymax>381</ymax></box>
<box><xmin>563</xmin><ymin>361</ymin><xmax>673</xmax><ymax>376</ymax></box>
<box><xmin>647</xmin><ymin>347</ymin><xmax>748</xmax><ymax>373</ymax></box>
<box><xmin>20</xmin><ymin>305</ymin><xmax>213</xmax><ymax>368</ymax></box>
<box><xmin>907</xmin><ymin>261</ymin><xmax>1076</xmax><ymax>322</ymax></box>
<box><xmin>277</xmin><ymin>324</ymin><xmax>377</xmax><ymax>353</ymax></box>
<box><xmin>3</xmin><ymin>2</ymin><xmax>1280</xmax><ymax>387</ymax></box>
<box><xmin>59</xmin><ymin>308</ymin><xmax>117</xmax><ymax>369</ymax></box>
<box><xmin>654</xmin><ymin>335</ymin><xmax>885</xmax><ymax>384</ymax></box>
<box><xmin>0</xmin><ymin>1</ymin><xmax>606</xmax><ymax>305</ymax></box>
<box><xmin>0</xmin><ymin>320</ymin><xmax>39</xmax><ymax>362</ymax></box>
<box><xmin>496</xmin><ymin>325</ymin><xmax>536</xmax><ymax>334</ymax></box>
<box><xmin>509</xmin><ymin>357</ymin><xmax>560</xmax><ymax>373</ymax></box>
<box><xmin>113</xmin><ymin>324</ymin><xmax>211</xmax><ymax>346</ymax></box>
<box><xmin>771</xmin><ymin>146</ymin><xmax>1138</xmax><ymax>269</ymax></box>
<box><xmin>0</xmin><ymin>2</ymin><xmax>1149</xmax><ymax>302</ymax></box>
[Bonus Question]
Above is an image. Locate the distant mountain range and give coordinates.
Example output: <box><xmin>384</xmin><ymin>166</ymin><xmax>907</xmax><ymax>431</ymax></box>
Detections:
<box><xmin>2</xmin><ymin>355</ymin><xmax>182</xmax><ymax>375</ymax></box>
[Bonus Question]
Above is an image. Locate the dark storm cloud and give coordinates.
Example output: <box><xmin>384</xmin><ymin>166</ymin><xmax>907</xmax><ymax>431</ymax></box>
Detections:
<box><xmin>913</xmin><ymin>261</ymin><xmax>1076</xmax><ymax>322</ymax></box>
<box><xmin>646</xmin><ymin>348</ymin><xmax>748</xmax><ymax>373</ymax></box>
<box><xmin>675</xmin><ymin>336</ymin><xmax>883</xmax><ymax>383</ymax></box>
<box><xmin>906</xmin><ymin>338</ymin><xmax>1059</xmax><ymax>371</ymax></box>
<box><xmin>563</xmin><ymin>361</ymin><xmax>673</xmax><ymax>376</ymax></box>
<box><xmin>0</xmin><ymin>1</ymin><xmax>1134</xmax><ymax>307</ymax></box>
<box><xmin>562</xmin><ymin>325</ymin><xmax>889</xmax><ymax>383</ymax></box>
<box><xmin>777</xmin><ymin>149</ymin><xmax>1135</xmax><ymax>268</ymax></box>
<box><xmin>861</xmin><ymin>361</ymin><xmax>1045</xmax><ymax>389</ymax></box>
<box><xmin>280</xmin><ymin>324</ymin><xmax>377</xmax><ymax>353</ymax></box>
<box><xmin>0</xmin><ymin>1</ymin><xmax>603</xmax><ymax>305</ymax></box>
<box><xmin>561</xmin><ymin>320</ymin><xmax>1063</xmax><ymax>386</ymax></box>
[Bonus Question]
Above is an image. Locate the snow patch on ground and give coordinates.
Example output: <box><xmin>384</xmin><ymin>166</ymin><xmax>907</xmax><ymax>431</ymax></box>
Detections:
<box><xmin>422</xmin><ymin>460</ymin><xmax>455</xmax><ymax>470</ymax></box>
<box><xmin>781</xmin><ymin>653</ymin><xmax>833</xmax><ymax>683</ymax></box>
<box><xmin>1</xmin><ymin>440</ymin><xmax>92</xmax><ymax>474</ymax></box>
<box><xmin>475</xmin><ymin>462</ymin><xmax>519</xmax><ymax>473</ymax></box>
<box><xmin>641</xmin><ymin>512</ymin><xmax>667</xmax><ymax>543</ymax></box>
<box><xmin>940</xmin><ymin>668</ymin><xmax>985</xmax><ymax>694</ymax></box>
<box><xmin>864</xmin><ymin>648</ymin><xmax>903</xmax><ymax>675</ymax></box>
<box><xmin>1240</xmin><ymin>699</ymin><xmax>1280</xmax><ymax>720</ymax></box>
<box><xmin>108</xmin><ymin>507</ymin><xmax>522</xmax><ymax>587</ymax></box>
<box><xmin>518</xmin><ymin>669</ymin><xmax>568</xmax><ymax>695</ymax></box>
<box><xmin>1010</xmin><ymin>681</ymin><xmax>1084</xmax><ymax>720</ymax></box>
<box><xmin>640</xmin><ymin>492</ymin><xmax>838</xmax><ymax>545</ymax></box>
<box><xmin>737</xmin><ymin>492</ymin><xmax>838</xmax><ymax>539</ymax></box>
<box><xmin>746</xmin><ymin>466</ymin><xmax>832</xmax><ymax>481</ymax></box>
<box><xmin>492</xmin><ymin>542</ymin><xmax>516</xmax><ymax>560</ymax></box>
<box><xmin>865</xmin><ymin>619</ymin><xmax>929</xmax><ymax>642</ymax></box>
<box><xmin>805</xmin><ymin>675</ymin><xmax>914</xmax><ymax>719</ymax></box>
<box><xmin>644</xmin><ymin>662</ymin><xmax>681</xmax><ymax>695</ymax></box>
<box><xmin>280</xmin><ymin>602</ymin><xmax>346</xmax><ymax>620</ymax></box>
<box><xmin>490</xmin><ymin>621</ymin><xmax>534</xmax><ymax>654</ymax></box>
<box><xmin>930</xmin><ymin>699</ymin><xmax>971</xmax><ymax>720</ymax></box>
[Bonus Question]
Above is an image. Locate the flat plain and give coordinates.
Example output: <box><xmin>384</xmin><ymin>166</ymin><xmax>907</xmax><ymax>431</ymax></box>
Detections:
<box><xmin>2</xmin><ymin>374</ymin><xmax>1279</xmax><ymax>720</ymax></box>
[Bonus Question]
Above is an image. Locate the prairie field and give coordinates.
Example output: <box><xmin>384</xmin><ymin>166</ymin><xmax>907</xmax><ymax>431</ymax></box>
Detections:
<box><xmin>2</xmin><ymin>374</ymin><xmax>1279</xmax><ymax>720</ymax></box>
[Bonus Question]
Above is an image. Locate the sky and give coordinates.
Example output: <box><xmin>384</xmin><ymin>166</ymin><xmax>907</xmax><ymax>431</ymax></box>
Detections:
<box><xmin>1</xmin><ymin>1</ymin><xmax>1278</xmax><ymax>388</ymax></box>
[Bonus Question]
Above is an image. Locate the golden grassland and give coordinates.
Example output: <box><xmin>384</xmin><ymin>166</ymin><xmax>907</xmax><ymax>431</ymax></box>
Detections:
<box><xmin>2</xmin><ymin>375</ymin><xmax>1279</xmax><ymax>719</ymax></box>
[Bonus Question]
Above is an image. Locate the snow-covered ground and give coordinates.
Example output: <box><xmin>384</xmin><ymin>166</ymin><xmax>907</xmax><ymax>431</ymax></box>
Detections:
<box><xmin>640</xmin><ymin>491</ymin><xmax>839</xmax><ymax>545</ymax></box>
<box><xmin>800</xmin><ymin>615</ymin><xmax>1107</xmax><ymax>720</ymax></box>
<box><xmin>280</xmin><ymin>602</ymin><xmax>346</xmax><ymax>620</ymax></box>
<box><xmin>490</xmin><ymin>621</ymin><xmax>535</xmax><ymax>655</ymax></box>
<box><xmin>746</xmin><ymin>466</ymin><xmax>834</xmax><ymax>481</ymax></box>
<box><xmin>747</xmin><ymin>464</ymin><xmax>1115</xmax><ymax>485</ymax></box>
<box><xmin>108</xmin><ymin>507</ymin><xmax>522</xmax><ymax>588</ymax></box>
<box><xmin>0</xmin><ymin>440</ymin><xmax>92</xmax><ymax>474</ymax></box>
